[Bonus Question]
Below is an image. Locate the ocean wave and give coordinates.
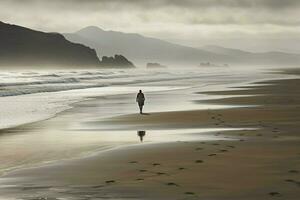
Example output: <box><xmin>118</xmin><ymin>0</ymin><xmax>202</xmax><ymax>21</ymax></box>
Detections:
<box><xmin>0</xmin><ymin>78</ymin><xmax>80</xmax><ymax>87</ymax></box>
<box><xmin>0</xmin><ymin>84</ymin><xmax>108</xmax><ymax>97</ymax></box>
<box><xmin>0</xmin><ymin>69</ymin><xmax>201</xmax><ymax>98</ymax></box>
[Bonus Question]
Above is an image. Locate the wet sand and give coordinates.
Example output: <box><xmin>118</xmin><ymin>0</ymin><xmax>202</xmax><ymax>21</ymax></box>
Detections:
<box><xmin>0</xmin><ymin>70</ymin><xmax>300</xmax><ymax>199</ymax></box>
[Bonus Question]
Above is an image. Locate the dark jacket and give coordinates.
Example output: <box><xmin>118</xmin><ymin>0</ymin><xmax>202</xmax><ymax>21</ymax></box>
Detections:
<box><xmin>136</xmin><ymin>92</ymin><xmax>145</xmax><ymax>104</ymax></box>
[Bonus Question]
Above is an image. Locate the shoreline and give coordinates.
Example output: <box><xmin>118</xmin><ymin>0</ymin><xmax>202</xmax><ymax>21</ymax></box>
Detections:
<box><xmin>0</xmin><ymin>69</ymin><xmax>299</xmax><ymax>199</ymax></box>
<box><xmin>0</xmin><ymin>67</ymin><xmax>288</xmax><ymax>131</ymax></box>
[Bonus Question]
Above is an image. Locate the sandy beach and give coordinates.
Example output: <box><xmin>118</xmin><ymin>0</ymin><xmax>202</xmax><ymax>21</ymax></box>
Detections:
<box><xmin>0</xmin><ymin>69</ymin><xmax>299</xmax><ymax>200</ymax></box>
<box><xmin>1</xmin><ymin>1</ymin><xmax>300</xmax><ymax>199</ymax></box>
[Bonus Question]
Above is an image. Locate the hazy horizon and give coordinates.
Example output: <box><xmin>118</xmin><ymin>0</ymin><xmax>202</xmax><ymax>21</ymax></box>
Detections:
<box><xmin>1</xmin><ymin>0</ymin><xmax>300</xmax><ymax>54</ymax></box>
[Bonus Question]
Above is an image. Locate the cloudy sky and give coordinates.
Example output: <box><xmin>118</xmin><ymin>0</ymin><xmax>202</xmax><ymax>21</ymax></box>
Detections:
<box><xmin>1</xmin><ymin>0</ymin><xmax>300</xmax><ymax>53</ymax></box>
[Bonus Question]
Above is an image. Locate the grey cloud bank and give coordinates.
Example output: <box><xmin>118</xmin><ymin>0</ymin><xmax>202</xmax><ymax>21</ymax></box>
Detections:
<box><xmin>1</xmin><ymin>0</ymin><xmax>300</xmax><ymax>53</ymax></box>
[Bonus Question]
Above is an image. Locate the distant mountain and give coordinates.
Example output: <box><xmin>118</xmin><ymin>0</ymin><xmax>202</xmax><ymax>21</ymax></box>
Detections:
<box><xmin>204</xmin><ymin>45</ymin><xmax>300</xmax><ymax>66</ymax></box>
<box><xmin>65</xmin><ymin>26</ymin><xmax>300</xmax><ymax>67</ymax></box>
<box><xmin>204</xmin><ymin>45</ymin><xmax>251</xmax><ymax>56</ymax></box>
<box><xmin>64</xmin><ymin>26</ymin><xmax>230</xmax><ymax>67</ymax></box>
<box><xmin>0</xmin><ymin>21</ymin><xmax>103</xmax><ymax>68</ymax></box>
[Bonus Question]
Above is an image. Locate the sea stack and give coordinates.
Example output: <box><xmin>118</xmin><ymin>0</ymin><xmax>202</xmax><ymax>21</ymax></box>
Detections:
<box><xmin>100</xmin><ymin>55</ymin><xmax>135</xmax><ymax>68</ymax></box>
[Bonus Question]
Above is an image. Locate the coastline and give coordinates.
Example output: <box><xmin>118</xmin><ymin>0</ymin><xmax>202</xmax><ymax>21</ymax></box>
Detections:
<box><xmin>0</xmin><ymin>69</ymin><xmax>299</xmax><ymax>199</ymax></box>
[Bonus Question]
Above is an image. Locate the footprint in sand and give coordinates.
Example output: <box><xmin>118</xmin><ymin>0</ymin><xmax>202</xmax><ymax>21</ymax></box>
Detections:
<box><xmin>31</xmin><ymin>197</ymin><xmax>48</xmax><ymax>200</ymax></box>
<box><xmin>195</xmin><ymin>147</ymin><xmax>203</xmax><ymax>151</ymax></box>
<box><xmin>284</xmin><ymin>179</ymin><xmax>300</xmax><ymax>187</ymax></box>
<box><xmin>129</xmin><ymin>161</ymin><xmax>138</xmax><ymax>164</ymax></box>
<box><xmin>212</xmin><ymin>143</ymin><xmax>220</xmax><ymax>146</ymax></box>
<box><xmin>156</xmin><ymin>172</ymin><xmax>167</xmax><ymax>176</ymax></box>
<box><xmin>195</xmin><ymin>160</ymin><xmax>204</xmax><ymax>163</ymax></box>
<box><xmin>92</xmin><ymin>185</ymin><xmax>105</xmax><ymax>189</ymax></box>
<box><xmin>269</xmin><ymin>192</ymin><xmax>281</xmax><ymax>197</ymax></box>
<box><xmin>21</xmin><ymin>186</ymin><xmax>52</xmax><ymax>191</ymax></box>
<box><xmin>227</xmin><ymin>145</ymin><xmax>235</xmax><ymax>148</ymax></box>
<box><xmin>219</xmin><ymin>149</ymin><xmax>228</xmax><ymax>153</ymax></box>
<box><xmin>285</xmin><ymin>179</ymin><xmax>295</xmax><ymax>183</ymax></box>
<box><xmin>288</xmin><ymin>170</ymin><xmax>299</xmax><ymax>173</ymax></box>
<box><xmin>136</xmin><ymin>178</ymin><xmax>144</xmax><ymax>181</ymax></box>
<box><xmin>208</xmin><ymin>154</ymin><xmax>217</xmax><ymax>157</ymax></box>
<box><xmin>152</xmin><ymin>163</ymin><xmax>161</xmax><ymax>166</ymax></box>
<box><xmin>139</xmin><ymin>169</ymin><xmax>148</xmax><ymax>172</ymax></box>
<box><xmin>178</xmin><ymin>167</ymin><xmax>186</xmax><ymax>170</ymax></box>
<box><xmin>185</xmin><ymin>192</ymin><xmax>196</xmax><ymax>195</ymax></box>
<box><xmin>166</xmin><ymin>182</ymin><xmax>179</xmax><ymax>187</ymax></box>
<box><xmin>105</xmin><ymin>180</ymin><xmax>116</xmax><ymax>184</ymax></box>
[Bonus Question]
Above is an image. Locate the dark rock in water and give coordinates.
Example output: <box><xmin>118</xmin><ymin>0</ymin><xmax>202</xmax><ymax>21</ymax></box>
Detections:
<box><xmin>100</xmin><ymin>55</ymin><xmax>135</xmax><ymax>68</ymax></box>
<box><xmin>0</xmin><ymin>21</ymin><xmax>101</xmax><ymax>68</ymax></box>
<box><xmin>146</xmin><ymin>63</ymin><xmax>167</xmax><ymax>69</ymax></box>
<box><xmin>199</xmin><ymin>62</ymin><xmax>229</xmax><ymax>67</ymax></box>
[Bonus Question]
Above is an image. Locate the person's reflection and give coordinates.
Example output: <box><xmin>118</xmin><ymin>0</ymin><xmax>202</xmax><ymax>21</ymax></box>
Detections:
<box><xmin>137</xmin><ymin>131</ymin><xmax>146</xmax><ymax>142</ymax></box>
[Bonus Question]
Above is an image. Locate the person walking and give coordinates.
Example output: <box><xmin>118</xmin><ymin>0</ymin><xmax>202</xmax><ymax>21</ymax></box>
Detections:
<box><xmin>136</xmin><ymin>90</ymin><xmax>145</xmax><ymax>114</ymax></box>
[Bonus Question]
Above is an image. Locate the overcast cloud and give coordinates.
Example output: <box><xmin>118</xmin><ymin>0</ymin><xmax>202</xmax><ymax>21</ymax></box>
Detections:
<box><xmin>1</xmin><ymin>0</ymin><xmax>300</xmax><ymax>53</ymax></box>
